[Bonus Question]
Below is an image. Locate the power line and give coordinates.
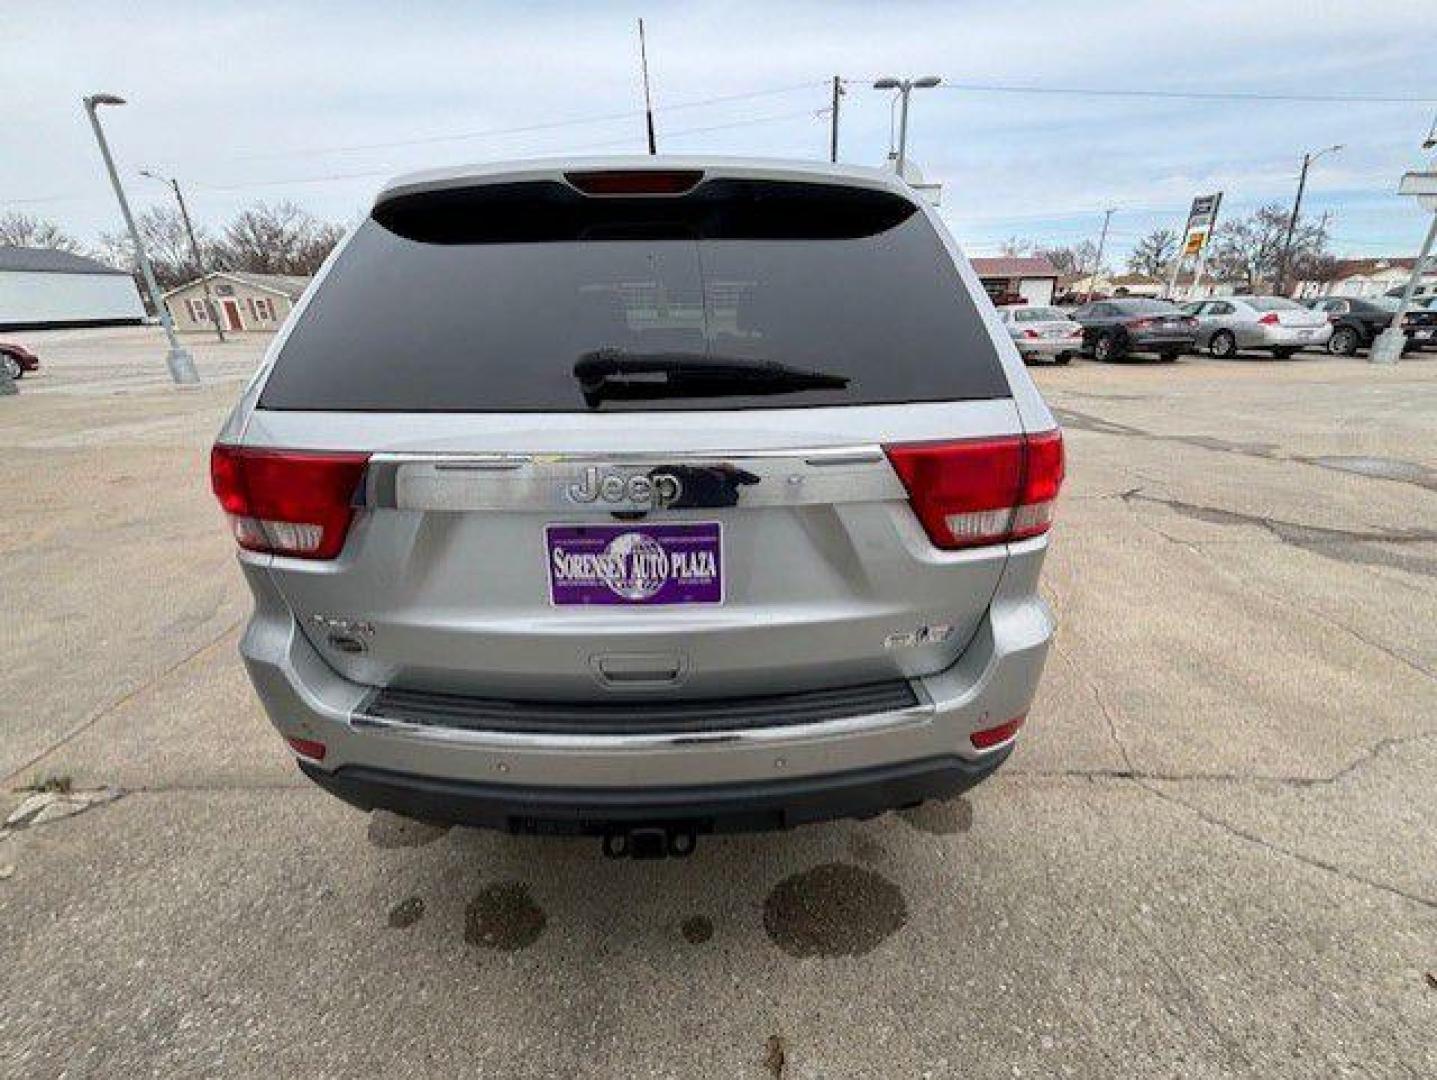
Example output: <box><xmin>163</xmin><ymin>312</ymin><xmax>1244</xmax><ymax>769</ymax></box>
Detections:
<box><xmin>227</xmin><ymin>82</ymin><xmax>822</xmax><ymax>162</ymax></box>
<box><xmin>190</xmin><ymin>109</ymin><xmax>822</xmax><ymax>194</ymax></box>
<box><xmin>844</xmin><ymin>78</ymin><xmax>1437</xmax><ymax>105</ymax></box>
<box><xmin>574</xmin><ymin>109</ymin><xmax>819</xmax><ymax>151</ymax></box>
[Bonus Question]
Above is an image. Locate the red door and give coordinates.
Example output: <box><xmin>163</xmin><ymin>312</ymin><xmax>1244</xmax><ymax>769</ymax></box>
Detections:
<box><xmin>221</xmin><ymin>299</ymin><xmax>243</xmax><ymax>332</ymax></box>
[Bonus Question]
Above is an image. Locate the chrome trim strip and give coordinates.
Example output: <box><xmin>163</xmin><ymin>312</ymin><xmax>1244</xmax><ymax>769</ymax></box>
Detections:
<box><xmin>363</xmin><ymin>445</ymin><xmax>904</xmax><ymax>512</ymax></box>
<box><xmin>370</xmin><ymin>445</ymin><xmax>885</xmax><ymax>464</ymax></box>
<box><xmin>349</xmin><ymin>699</ymin><xmax>932</xmax><ymax>750</ymax></box>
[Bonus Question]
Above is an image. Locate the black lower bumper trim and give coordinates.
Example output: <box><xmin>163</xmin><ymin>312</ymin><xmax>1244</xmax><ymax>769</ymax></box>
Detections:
<box><xmin>298</xmin><ymin>750</ymin><xmax>1011</xmax><ymax>836</ymax></box>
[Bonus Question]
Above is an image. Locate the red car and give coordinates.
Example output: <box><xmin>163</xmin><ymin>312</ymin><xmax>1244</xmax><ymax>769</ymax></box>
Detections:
<box><xmin>1</xmin><ymin>342</ymin><xmax>40</xmax><ymax>379</ymax></box>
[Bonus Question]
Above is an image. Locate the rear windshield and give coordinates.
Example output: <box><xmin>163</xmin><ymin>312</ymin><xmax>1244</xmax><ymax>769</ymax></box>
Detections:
<box><xmin>1244</xmin><ymin>296</ymin><xmax>1302</xmax><ymax>311</ymax></box>
<box><xmin>1012</xmin><ymin>307</ymin><xmax>1067</xmax><ymax>322</ymax></box>
<box><xmin>259</xmin><ymin>178</ymin><xmax>1010</xmax><ymax>412</ymax></box>
<box><xmin>1111</xmin><ymin>299</ymin><xmax>1177</xmax><ymax>314</ymax></box>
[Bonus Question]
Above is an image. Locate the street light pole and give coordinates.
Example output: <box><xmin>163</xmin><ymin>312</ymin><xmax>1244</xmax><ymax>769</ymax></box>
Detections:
<box><xmin>141</xmin><ymin>171</ymin><xmax>224</xmax><ymax>344</ymax></box>
<box><xmin>82</xmin><ymin>93</ymin><xmax>198</xmax><ymax>385</ymax></box>
<box><xmin>1370</xmin><ymin>170</ymin><xmax>1437</xmax><ymax>365</ymax></box>
<box><xmin>1083</xmin><ymin>208</ymin><xmax>1116</xmax><ymax>305</ymax></box>
<box><xmin>873</xmin><ymin>76</ymin><xmax>941</xmax><ymax>179</ymax></box>
<box><xmin>1276</xmin><ymin>144</ymin><xmax>1341</xmax><ymax>296</ymax></box>
<box><xmin>829</xmin><ymin>76</ymin><xmax>843</xmax><ymax>163</ymax></box>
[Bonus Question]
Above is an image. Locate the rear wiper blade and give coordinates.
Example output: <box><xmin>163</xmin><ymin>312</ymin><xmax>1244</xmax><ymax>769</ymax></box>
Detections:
<box><xmin>574</xmin><ymin>349</ymin><xmax>849</xmax><ymax>405</ymax></box>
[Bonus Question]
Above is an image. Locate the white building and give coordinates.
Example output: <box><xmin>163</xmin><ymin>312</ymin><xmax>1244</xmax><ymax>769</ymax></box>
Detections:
<box><xmin>0</xmin><ymin>245</ymin><xmax>145</xmax><ymax>329</ymax></box>
<box><xmin>970</xmin><ymin>256</ymin><xmax>1059</xmax><ymax>306</ymax></box>
<box><xmin>1295</xmin><ymin>258</ymin><xmax>1437</xmax><ymax>301</ymax></box>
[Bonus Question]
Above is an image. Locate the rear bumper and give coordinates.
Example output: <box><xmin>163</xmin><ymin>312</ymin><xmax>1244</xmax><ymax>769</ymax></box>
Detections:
<box><xmin>299</xmin><ymin>750</ymin><xmax>1010</xmax><ymax>834</ymax></box>
<box><xmin>1016</xmin><ymin>338</ymin><xmax>1081</xmax><ymax>360</ymax></box>
<box><xmin>1253</xmin><ymin>324</ymin><xmax>1331</xmax><ymax>347</ymax></box>
<box><xmin>1127</xmin><ymin>332</ymin><xmax>1196</xmax><ymax>352</ymax></box>
<box><xmin>238</xmin><ymin>539</ymin><xmax>1053</xmax><ymax>828</ymax></box>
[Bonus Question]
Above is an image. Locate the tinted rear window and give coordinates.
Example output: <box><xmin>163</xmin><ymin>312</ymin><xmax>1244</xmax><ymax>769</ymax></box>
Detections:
<box><xmin>1244</xmin><ymin>296</ymin><xmax>1302</xmax><ymax>311</ymax></box>
<box><xmin>1111</xmin><ymin>299</ymin><xmax>1177</xmax><ymax>314</ymax></box>
<box><xmin>1012</xmin><ymin>307</ymin><xmax>1066</xmax><ymax>322</ymax></box>
<box><xmin>259</xmin><ymin>178</ymin><xmax>1010</xmax><ymax>412</ymax></box>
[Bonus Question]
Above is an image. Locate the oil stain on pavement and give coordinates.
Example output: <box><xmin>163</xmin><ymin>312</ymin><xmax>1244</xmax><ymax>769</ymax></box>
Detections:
<box><xmin>763</xmin><ymin>862</ymin><xmax>907</xmax><ymax>958</ymax></box>
<box><xmin>898</xmin><ymin>795</ymin><xmax>973</xmax><ymax>836</ymax></box>
<box><xmin>367</xmin><ymin>810</ymin><xmax>451</xmax><ymax>849</ymax></box>
<box><xmin>465</xmin><ymin>881</ymin><xmax>547</xmax><ymax>951</ymax></box>
<box><xmin>680</xmin><ymin>915</ymin><xmax>714</xmax><ymax>944</ymax></box>
<box><xmin>387</xmin><ymin>896</ymin><xmax>425</xmax><ymax>929</ymax></box>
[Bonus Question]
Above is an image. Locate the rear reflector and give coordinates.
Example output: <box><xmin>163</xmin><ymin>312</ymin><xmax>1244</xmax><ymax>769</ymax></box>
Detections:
<box><xmin>971</xmin><ymin>715</ymin><xmax>1026</xmax><ymax>749</ymax></box>
<box><xmin>564</xmin><ymin>169</ymin><xmax>704</xmax><ymax>196</ymax></box>
<box><xmin>210</xmin><ymin>445</ymin><xmax>369</xmax><ymax>559</ymax></box>
<box><xmin>285</xmin><ymin>736</ymin><xmax>327</xmax><ymax>761</ymax></box>
<box><xmin>884</xmin><ymin>430</ymin><xmax>1064</xmax><ymax>549</ymax></box>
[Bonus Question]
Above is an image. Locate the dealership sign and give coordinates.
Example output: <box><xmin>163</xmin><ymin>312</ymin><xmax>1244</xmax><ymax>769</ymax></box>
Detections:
<box><xmin>1181</xmin><ymin>193</ymin><xmax>1223</xmax><ymax>255</ymax></box>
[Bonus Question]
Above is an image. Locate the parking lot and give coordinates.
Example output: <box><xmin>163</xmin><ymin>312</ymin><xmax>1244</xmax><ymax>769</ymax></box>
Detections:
<box><xmin>2</xmin><ymin>327</ymin><xmax>1434</xmax><ymax>1078</ymax></box>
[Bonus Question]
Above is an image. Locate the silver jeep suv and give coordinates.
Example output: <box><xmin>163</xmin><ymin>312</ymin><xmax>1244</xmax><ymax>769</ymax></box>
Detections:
<box><xmin>212</xmin><ymin>157</ymin><xmax>1063</xmax><ymax>857</ymax></box>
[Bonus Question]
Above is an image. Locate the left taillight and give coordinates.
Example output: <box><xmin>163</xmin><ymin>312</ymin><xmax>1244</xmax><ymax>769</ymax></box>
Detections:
<box><xmin>210</xmin><ymin>445</ymin><xmax>369</xmax><ymax>560</ymax></box>
<box><xmin>884</xmin><ymin>430</ymin><xmax>1065</xmax><ymax>550</ymax></box>
<box><xmin>1257</xmin><ymin>312</ymin><xmax>1280</xmax><ymax>326</ymax></box>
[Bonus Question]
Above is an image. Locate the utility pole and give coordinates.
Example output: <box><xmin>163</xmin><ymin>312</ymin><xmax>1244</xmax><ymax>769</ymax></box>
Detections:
<box><xmin>142</xmin><ymin>171</ymin><xmax>224</xmax><ymax>343</ymax></box>
<box><xmin>1277</xmin><ymin>144</ymin><xmax>1341</xmax><ymax>296</ymax></box>
<box><xmin>829</xmin><ymin>76</ymin><xmax>843</xmax><ymax>163</ymax></box>
<box><xmin>637</xmin><ymin>19</ymin><xmax>657</xmax><ymax>155</ymax></box>
<box><xmin>82</xmin><ymin>93</ymin><xmax>199</xmax><ymax>385</ymax></box>
<box><xmin>873</xmin><ymin>76</ymin><xmax>941</xmax><ymax>179</ymax></box>
<box><xmin>1083</xmin><ymin>208</ymin><xmax>1115</xmax><ymax>304</ymax></box>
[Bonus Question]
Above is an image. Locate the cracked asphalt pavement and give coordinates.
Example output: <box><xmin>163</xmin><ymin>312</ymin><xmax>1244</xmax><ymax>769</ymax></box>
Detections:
<box><xmin>2</xmin><ymin>329</ymin><xmax>1434</xmax><ymax>1078</ymax></box>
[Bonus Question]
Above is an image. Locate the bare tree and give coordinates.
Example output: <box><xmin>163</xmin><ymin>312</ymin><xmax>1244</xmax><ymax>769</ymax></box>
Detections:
<box><xmin>96</xmin><ymin>206</ymin><xmax>212</xmax><ymax>291</ymax></box>
<box><xmin>214</xmin><ymin>202</ymin><xmax>344</xmax><ymax>276</ymax></box>
<box><xmin>0</xmin><ymin>212</ymin><xmax>85</xmax><ymax>253</ymax></box>
<box><xmin>1292</xmin><ymin>250</ymin><xmax>1340</xmax><ymax>290</ymax></box>
<box><xmin>1039</xmin><ymin>240</ymin><xmax>1102</xmax><ymax>278</ymax></box>
<box><xmin>1127</xmin><ymin>228</ymin><xmax>1179</xmax><ymax>277</ymax></box>
<box><xmin>1207</xmin><ymin>204</ymin><xmax>1328</xmax><ymax>293</ymax></box>
<box><xmin>999</xmin><ymin>236</ymin><xmax>1034</xmax><ymax>257</ymax></box>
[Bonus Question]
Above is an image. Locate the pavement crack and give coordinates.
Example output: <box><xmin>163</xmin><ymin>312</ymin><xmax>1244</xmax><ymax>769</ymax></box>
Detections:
<box><xmin>1</xmin><ymin>618</ymin><xmax>245</xmax><ymax>788</ymax></box>
<box><xmin>1134</xmin><ymin>780</ymin><xmax>1437</xmax><ymax>912</ymax></box>
<box><xmin>1010</xmin><ymin>731</ymin><xmax>1437</xmax><ymax>786</ymax></box>
<box><xmin>1121</xmin><ymin>488</ymin><xmax>1437</xmax><ymax>580</ymax></box>
<box><xmin>1122</xmin><ymin>490</ymin><xmax>1437</xmax><ymax>678</ymax></box>
<box><xmin>1042</xmin><ymin>647</ymin><xmax>1436</xmax><ymax>911</ymax></box>
<box><xmin>1052</xmin><ymin>641</ymin><xmax>1138</xmax><ymax>773</ymax></box>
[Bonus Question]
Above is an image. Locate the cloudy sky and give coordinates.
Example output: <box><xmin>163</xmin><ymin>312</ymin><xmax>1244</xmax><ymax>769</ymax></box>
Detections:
<box><xmin>6</xmin><ymin>0</ymin><xmax>1436</xmax><ymax>264</ymax></box>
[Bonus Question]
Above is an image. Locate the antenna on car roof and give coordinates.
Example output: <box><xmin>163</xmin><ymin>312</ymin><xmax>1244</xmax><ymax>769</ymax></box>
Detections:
<box><xmin>1422</xmin><ymin>110</ymin><xmax>1436</xmax><ymax>151</ymax></box>
<box><xmin>637</xmin><ymin>19</ymin><xmax>658</xmax><ymax>155</ymax></box>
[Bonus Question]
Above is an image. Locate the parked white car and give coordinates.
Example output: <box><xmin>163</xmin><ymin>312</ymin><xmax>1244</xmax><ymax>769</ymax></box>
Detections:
<box><xmin>996</xmin><ymin>304</ymin><xmax>1084</xmax><ymax>365</ymax></box>
<box><xmin>1180</xmin><ymin>296</ymin><xmax>1330</xmax><ymax>359</ymax></box>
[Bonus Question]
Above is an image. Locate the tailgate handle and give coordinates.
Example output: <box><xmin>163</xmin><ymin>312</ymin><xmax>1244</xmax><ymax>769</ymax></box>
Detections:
<box><xmin>591</xmin><ymin>653</ymin><xmax>686</xmax><ymax>687</ymax></box>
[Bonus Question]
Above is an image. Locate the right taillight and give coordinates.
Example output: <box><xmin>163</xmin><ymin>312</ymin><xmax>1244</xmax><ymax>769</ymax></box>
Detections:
<box><xmin>210</xmin><ymin>445</ymin><xmax>370</xmax><ymax>559</ymax></box>
<box><xmin>1257</xmin><ymin>312</ymin><xmax>1280</xmax><ymax>326</ymax></box>
<box><xmin>884</xmin><ymin>430</ymin><xmax>1065</xmax><ymax>549</ymax></box>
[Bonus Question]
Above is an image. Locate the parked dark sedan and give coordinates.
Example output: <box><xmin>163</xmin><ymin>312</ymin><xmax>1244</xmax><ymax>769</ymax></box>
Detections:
<box><xmin>1</xmin><ymin>342</ymin><xmax>41</xmax><ymax>379</ymax></box>
<box><xmin>1304</xmin><ymin>296</ymin><xmax>1437</xmax><ymax>355</ymax></box>
<box><xmin>1069</xmin><ymin>299</ymin><xmax>1198</xmax><ymax>362</ymax></box>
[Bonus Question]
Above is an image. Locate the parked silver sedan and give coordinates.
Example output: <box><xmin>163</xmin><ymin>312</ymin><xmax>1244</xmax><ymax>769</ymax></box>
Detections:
<box><xmin>1180</xmin><ymin>296</ymin><xmax>1331</xmax><ymax>359</ymax></box>
<box><xmin>996</xmin><ymin>304</ymin><xmax>1084</xmax><ymax>365</ymax></box>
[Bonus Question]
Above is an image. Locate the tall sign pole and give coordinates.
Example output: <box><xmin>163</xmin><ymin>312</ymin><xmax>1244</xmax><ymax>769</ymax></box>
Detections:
<box><xmin>1168</xmin><ymin>192</ymin><xmax>1222</xmax><ymax>300</ymax></box>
